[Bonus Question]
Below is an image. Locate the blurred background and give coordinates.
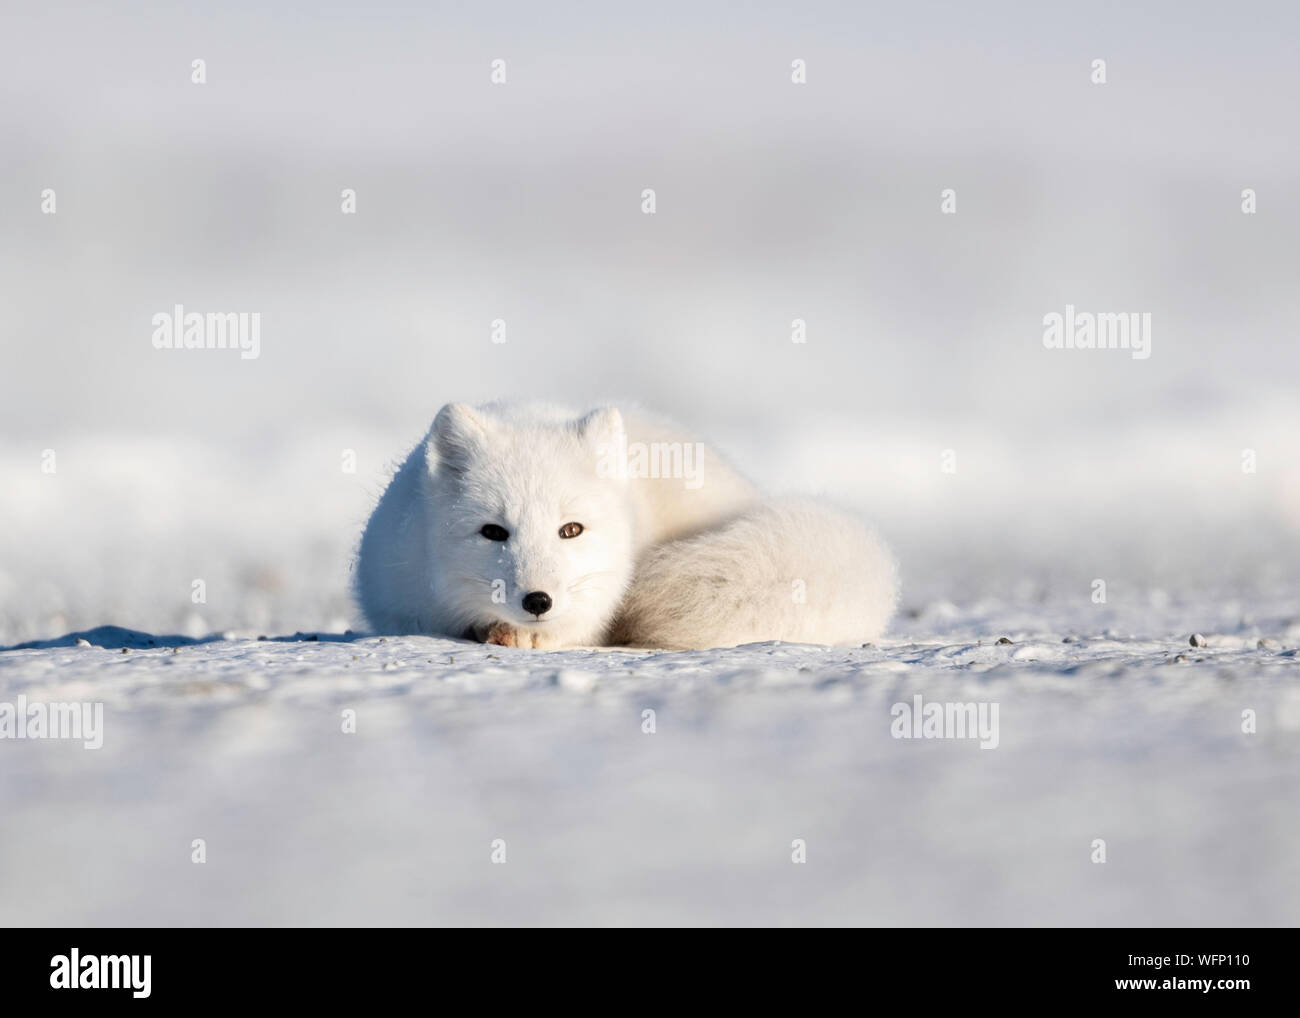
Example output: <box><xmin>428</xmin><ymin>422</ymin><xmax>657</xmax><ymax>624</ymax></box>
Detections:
<box><xmin>3</xmin><ymin>0</ymin><xmax>1299</xmax><ymax>643</ymax></box>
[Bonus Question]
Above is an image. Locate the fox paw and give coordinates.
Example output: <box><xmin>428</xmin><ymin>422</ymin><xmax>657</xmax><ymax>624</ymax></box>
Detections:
<box><xmin>479</xmin><ymin>622</ymin><xmax>559</xmax><ymax>650</ymax></box>
<box><xmin>482</xmin><ymin>622</ymin><xmax>522</xmax><ymax>647</ymax></box>
<box><xmin>525</xmin><ymin>629</ymin><xmax>563</xmax><ymax>650</ymax></box>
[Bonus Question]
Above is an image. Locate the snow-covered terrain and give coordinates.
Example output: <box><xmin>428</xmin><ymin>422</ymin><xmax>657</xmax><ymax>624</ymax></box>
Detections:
<box><xmin>3</xmin><ymin>412</ymin><xmax>1295</xmax><ymax>926</ymax></box>
<box><xmin>2</xmin><ymin>431</ymin><xmax>1297</xmax><ymax>927</ymax></box>
<box><xmin>2</xmin><ymin>607</ymin><xmax>1297</xmax><ymax>927</ymax></box>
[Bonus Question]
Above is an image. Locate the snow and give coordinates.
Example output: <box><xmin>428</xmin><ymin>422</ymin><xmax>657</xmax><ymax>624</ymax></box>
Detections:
<box><xmin>3</xmin><ymin>613</ymin><xmax>1298</xmax><ymax>926</ymax></box>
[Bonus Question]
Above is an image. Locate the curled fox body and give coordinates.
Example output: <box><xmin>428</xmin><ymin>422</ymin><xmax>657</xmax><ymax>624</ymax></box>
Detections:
<box><xmin>355</xmin><ymin>402</ymin><xmax>898</xmax><ymax>649</ymax></box>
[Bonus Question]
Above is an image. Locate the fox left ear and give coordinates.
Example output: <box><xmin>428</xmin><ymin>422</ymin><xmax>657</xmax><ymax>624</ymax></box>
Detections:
<box><xmin>429</xmin><ymin>402</ymin><xmax>490</xmax><ymax>473</ymax></box>
<box><xmin>574</xmin><ymin>407</ymin><xmax>624</xmax><ymax>450</ymax></box>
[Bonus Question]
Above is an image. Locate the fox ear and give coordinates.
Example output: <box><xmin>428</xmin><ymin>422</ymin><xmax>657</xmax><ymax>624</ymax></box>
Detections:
<box><xmin>429</xmin><ymin>403</ymin><xmax>489</xmax><ymax>472</ymax></box>
<box><xmin>574</xmin><ymin>406</ymin><xmax>624</xmax><ymax>450</ymax></box>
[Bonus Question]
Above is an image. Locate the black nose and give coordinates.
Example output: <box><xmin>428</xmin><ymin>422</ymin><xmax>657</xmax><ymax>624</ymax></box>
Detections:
<box><xmin>522</xmin><ymin>591</ymin><xmax>552</xmax><ymax>616</ymax></box>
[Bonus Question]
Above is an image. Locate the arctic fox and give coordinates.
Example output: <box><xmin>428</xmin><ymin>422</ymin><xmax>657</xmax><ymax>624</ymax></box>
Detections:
<box><xmin>354</xmin><ymin>402</ymin><xmax>898</xmax><ymax>650</ymax></box>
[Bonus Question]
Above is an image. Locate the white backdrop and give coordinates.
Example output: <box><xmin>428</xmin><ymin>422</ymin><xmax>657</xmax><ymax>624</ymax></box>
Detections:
<box><xmin>3</xmin><ymin>0</ymin><xmax>1298</xmax><ymax>641</ymax></box>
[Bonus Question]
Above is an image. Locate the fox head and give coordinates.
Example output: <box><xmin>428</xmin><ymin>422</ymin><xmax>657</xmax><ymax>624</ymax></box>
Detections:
<box><xmin>424</xmin><ymin>402</ymin><xmax>636</xmax><ymax>647</ymax></box>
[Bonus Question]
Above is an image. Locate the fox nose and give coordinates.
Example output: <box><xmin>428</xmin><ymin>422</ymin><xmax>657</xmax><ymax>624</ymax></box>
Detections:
<box><xmin>522</xmin><ymin>591</ymin><xmax>553</xmax><ymax>617</ymax></box>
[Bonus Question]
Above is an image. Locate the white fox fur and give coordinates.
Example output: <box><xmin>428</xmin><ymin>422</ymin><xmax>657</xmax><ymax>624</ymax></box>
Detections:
<box><xmin>355</xmin><ymin>402</ymin><xmax>898</xmax><ymax>650</ymax></box>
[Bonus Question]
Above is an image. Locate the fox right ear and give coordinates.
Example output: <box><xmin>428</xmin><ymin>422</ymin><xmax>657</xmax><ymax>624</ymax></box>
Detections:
<box><xmin>574</xmin><ymin>406</ymin><xmax>624</xmax><ymax>449</ymax></box>
<box><xmin>429</xmin><ymin>403</ymin><xmax>489</xmax><ymax>472</ymax></box>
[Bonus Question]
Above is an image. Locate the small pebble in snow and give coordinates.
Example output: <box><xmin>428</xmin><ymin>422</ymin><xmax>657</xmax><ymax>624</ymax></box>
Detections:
<box><xmin>996</xmin><ymin>637</ymin><xmax>1013</xmax><ymax>645</ymax></box>
<box><xmin>75</xmin><ymin>638</ymin><xmax>91</xmax><ymax>648</ymax></box>
<box><xmin>1062</xmin><ymin>635</ymin><xmax>1079</xmax><ymax>644</ymax></box>
<box><xmin>1171</xmin><ymin>654</ymin><xmax>1189</xmax><ymax>663</ymax></box>
<box><xmin>1189</xmin><ymin>633</ymin><xmax>1207</xmax><ymax>648</ymax></box>
<box><xmin>120</xmin><ymin>648</ymin><xmax>130</xmax><ymax>654</ymax></box>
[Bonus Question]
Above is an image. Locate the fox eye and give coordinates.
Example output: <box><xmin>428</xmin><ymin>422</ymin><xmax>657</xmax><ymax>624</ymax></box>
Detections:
<box><xmin>559</xmin><ymin>522</ymin><xmax>584</xmax><ymax>539</ymax></box>
<box><xmin>480</xmin><ymin>524</ymin><xmax>509</xmax><ymax>541</ymax></box>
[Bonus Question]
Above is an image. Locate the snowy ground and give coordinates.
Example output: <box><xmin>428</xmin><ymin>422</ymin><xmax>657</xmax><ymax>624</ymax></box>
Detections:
<box><xmin>3</xmin><ymin>436</ymin><xmax>1297</xmax><ymax>927</ymax></box>
<box><xmin>3</xmin><ymin>604</ymin><xmax>1298</xmax><ymax>926</ymax></box>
